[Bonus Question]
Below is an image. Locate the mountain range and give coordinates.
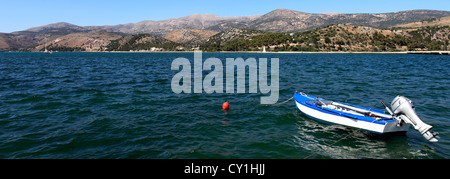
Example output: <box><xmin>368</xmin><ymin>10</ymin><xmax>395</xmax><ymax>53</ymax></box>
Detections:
<box><xmin>1</xmin><ymin>8</ymin><xmax>449</xmax><ymax>51</ymax></box>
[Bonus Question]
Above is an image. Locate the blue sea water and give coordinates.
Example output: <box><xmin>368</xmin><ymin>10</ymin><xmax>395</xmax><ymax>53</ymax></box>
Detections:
<box><xmin>0</xmin><ymin>52</ymin><xmax>448</xmax><ymax>158</ymax></box>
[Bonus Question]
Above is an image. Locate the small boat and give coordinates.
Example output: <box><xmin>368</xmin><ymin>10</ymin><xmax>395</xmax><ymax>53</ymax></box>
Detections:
<box><xmin>44</xmin><ymin>48</ymin><xmax>52</xmax><ymax>54</ymax></box>
<box><xmin>43</xmin><ymin>37</ymin><xmax>52</xmax><ymax>54</ymax></box>
<box><xmin>293</xmin><ymin>92</ymin><xmax>439</xmax><ymax>142</ymax></box>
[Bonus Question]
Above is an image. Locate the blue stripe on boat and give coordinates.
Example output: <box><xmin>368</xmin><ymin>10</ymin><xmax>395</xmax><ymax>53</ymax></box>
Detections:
<box><xmin>293</xmin><ymin>92</ymin><xmax>394</xmax><ymax>125</ymax></box>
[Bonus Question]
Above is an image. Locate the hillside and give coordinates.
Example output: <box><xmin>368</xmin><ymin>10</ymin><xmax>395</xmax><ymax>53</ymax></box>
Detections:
<box><xmin>25</xmin><ymin>22</ymin><xmax>89</xmax><ymax>33</ymax></box>
<box><xmin>0</xmin><ymin>35</ymin><xmax>10</xmax><ymax>49</ymax></box>
<box><xmin>242</xmin><ymin>9</ymin><xmax>450</xmax><ymax>32</ymax></box>
<box><xmin>200</xmin><ymin>28</ymin><xmax>265</xmax><ymax>51</ymax></box>
<box><xmin>394</xmin><ymin>15</ymin><xmax>450</xmax><ymax>28</ymax></box>
<box><xmin>105</xmin><ymin>33</ymin><xmax>180</xmax><ymax>51</ymax></box>
<box><xmin>201</xmin><ymin>24</ymin><xmax>449</xmax><ymax>52</ymax></box>
<box><xmin>163</xmin><ymin>29</ymin><xmax>218</xmax><ymax>45</ymax></box>
<box><xmin>0</xmin><ymin>34</ymin><xmax>12</xmax><ymax>49</ymax></box>
<box><xmin>38</xmin><ymin>30</ymin><xmax>124</xmax><ymax>52</ymax></box>
<box><xmin>97</xmin><ymin>9</ymin><xmax>450</xmax><ymax>34</ymax></box>
<box><xmin>207</xmin><ymin>28</ymin><xmax>264</xmax><ymax>43</ymax></box>
<box><xmin>0</xmin><ymin>22</ymin><xmax>92</xmax><ymax>51</ymax></box>
<box><xmin>1</xmin><ymin>8</ymin><xmax>449</xmax><ymax>52</ymax></box>
<box><xmin>97</xmin><ymin>14</ymin><xmax>260</xmax><ymax>36</ymax></box>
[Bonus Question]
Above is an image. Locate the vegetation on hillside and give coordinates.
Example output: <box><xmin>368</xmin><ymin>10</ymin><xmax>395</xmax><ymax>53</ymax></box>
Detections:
<box><xmin>202</xmin><ymin>32</ymin><xmax>291</xmax><ymax>51</ymax></box>
<box><xmin>105</xmin><ymin>33</ymin><xmax>180</xmax><ymax>51</ymax></box>
<box><xmin>2</xmin><ymin>21</ymin><xmax>448</xmax><ymax>52</ymax></box>
<box><xmin>200</xmin><ymin>24</ymin><xmax>450</xmax><ymax>52</ymax></box>
<box><xmin>24</xmin><ymin>24</ymin><xmax>450</xmax><ymax>52</ymax></box>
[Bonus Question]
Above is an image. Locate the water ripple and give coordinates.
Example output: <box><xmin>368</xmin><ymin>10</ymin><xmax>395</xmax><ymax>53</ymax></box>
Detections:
<box><xmin>0</xmin><ymin>52</ymin><xmax>448</xmax><ymax>158</ymax></box>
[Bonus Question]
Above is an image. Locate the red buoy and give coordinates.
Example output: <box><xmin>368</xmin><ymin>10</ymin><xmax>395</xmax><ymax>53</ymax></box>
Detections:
<box><xmin>222</xmin><ymin>101</ymin><xmax>229</xmax><ymax>110</ymax></box>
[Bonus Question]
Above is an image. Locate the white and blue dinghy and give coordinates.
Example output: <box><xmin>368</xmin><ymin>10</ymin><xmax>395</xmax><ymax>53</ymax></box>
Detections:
<box><xmin>294</xmin><ymin>92</ymin><xmax>439</xmax><ymax>142</ymax></box>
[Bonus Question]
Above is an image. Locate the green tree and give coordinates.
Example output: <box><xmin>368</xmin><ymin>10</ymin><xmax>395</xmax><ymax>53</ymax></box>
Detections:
<box><xmin>325</xmin><ymin>37</ymin><xmax>331</xmax><ymax>44</ymax></box>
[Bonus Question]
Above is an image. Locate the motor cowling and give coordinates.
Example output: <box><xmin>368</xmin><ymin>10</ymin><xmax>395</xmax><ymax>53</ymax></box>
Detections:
<box><xmin>391</xmin><ymin>96</ymin><xmax>438</xmax><ymax>142</ymax></box>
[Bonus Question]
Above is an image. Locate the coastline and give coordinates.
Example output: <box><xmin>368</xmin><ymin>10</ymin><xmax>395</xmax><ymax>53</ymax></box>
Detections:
<box><xmin>3</xmin><ymin>50</ymin><xmax>449</xmax><ymax>55</ymax></box>
<box><xmin>96</xmin><ymin>50</ymin><xmax>450</xmax><ymax>55</ymax></box>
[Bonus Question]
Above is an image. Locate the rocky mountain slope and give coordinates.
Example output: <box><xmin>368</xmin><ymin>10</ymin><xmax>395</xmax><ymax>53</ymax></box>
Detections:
<box><xmin>246</xmin><ymin>9</ymin><xmax>450</xmax><ymax>32</ymax></box>
<box><xmin>163</xmin><ymin>29</ymin><xmax>218</xmax><ymax>45</ymax></box>
<box><xmin>105</xmin><ymin>33</ymin><xmax>180</xmax><ymax>51</ymax></box>
<box><xmin>96</xmin><ymin>14</ymin><xmax>261</xmax><ymax>36</ymax></box>
<box><xmin>95</xmin><ymin>9</ymin><xmax>450</xmax><ymax>34</ymax></box>
<box><xmin>0</xmin><ymin>22</ymin><xmax>98</xmax><ymax>51</ymax></box>
<box><xmin>202</xmin><ymin>24</ymin><xmax>449</xmax><ymax>52</ymax></box>
<box><xmin>394</xmin><ymin>15</ymin><xmax>450</xmax><ymax>28</ymax></box>
<box><xmin>39</xmin><ymin>30</ymin><xmax>124</xmax><ymax>52</ymax></box>
<box><xmin>1</xmin><ymin>8</ymin><xmax>449</xmax><ymax>51</ymax></box>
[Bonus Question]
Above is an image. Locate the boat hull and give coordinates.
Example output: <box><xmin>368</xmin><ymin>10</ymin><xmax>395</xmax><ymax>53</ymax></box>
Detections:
<box><xmin>294</xmin><ymin>92</ymin><xmax>410</xmax><ymax>134</ymax></box>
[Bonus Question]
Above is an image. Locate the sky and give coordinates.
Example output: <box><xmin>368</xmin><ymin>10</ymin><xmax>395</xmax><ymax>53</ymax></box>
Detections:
<box><xmin>1</xmin><ymin>0</ymin><xmax>449</xmax><ymax>33</ymax></box>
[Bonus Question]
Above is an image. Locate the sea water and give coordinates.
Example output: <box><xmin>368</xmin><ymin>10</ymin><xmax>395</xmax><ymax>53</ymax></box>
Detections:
<box><xmin>0</xmin><ymin>52</ymin><xmax>448</xmax><ymax>158</ymax></box>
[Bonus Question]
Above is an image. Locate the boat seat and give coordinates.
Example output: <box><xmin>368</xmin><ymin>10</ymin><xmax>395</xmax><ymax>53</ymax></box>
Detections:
<box><xmin>320</xmin><ymin>101</ymin><xmax>333</xmax><ymax>105</ymax></box>
<box><xmin>307</xmin><ymin>99</ymin><xmax>333</xmax><ymax>106</ymax></box>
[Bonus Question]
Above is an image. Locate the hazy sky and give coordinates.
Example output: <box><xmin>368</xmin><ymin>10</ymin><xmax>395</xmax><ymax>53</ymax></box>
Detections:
<box><xmin>1</xmin><ymin>0</ymin><xmax>449</xmax><ymax>33</ymax></box>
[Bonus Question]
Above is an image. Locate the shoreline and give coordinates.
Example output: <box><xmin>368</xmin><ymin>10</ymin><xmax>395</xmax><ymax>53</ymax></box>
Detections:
<box><xmin>102</xmin><ymin>50</ymin><xmax>409</xmax><ymax>54</ymax></box>
<box><xmin>3</xmin><ymin>50</ymin><xmax>449</xmax><ymax>55</ymax></box>
<box><xmin>64</xmin><ymin>50</ymin><xmax>450</xmax><ymax>55</ymax></box>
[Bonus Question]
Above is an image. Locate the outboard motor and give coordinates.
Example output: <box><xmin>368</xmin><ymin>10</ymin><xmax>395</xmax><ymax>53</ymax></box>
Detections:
<box><xmin>391</xmin><ymin>96</ymin><xmax>439</xmax><ymax>142</ymax></box>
